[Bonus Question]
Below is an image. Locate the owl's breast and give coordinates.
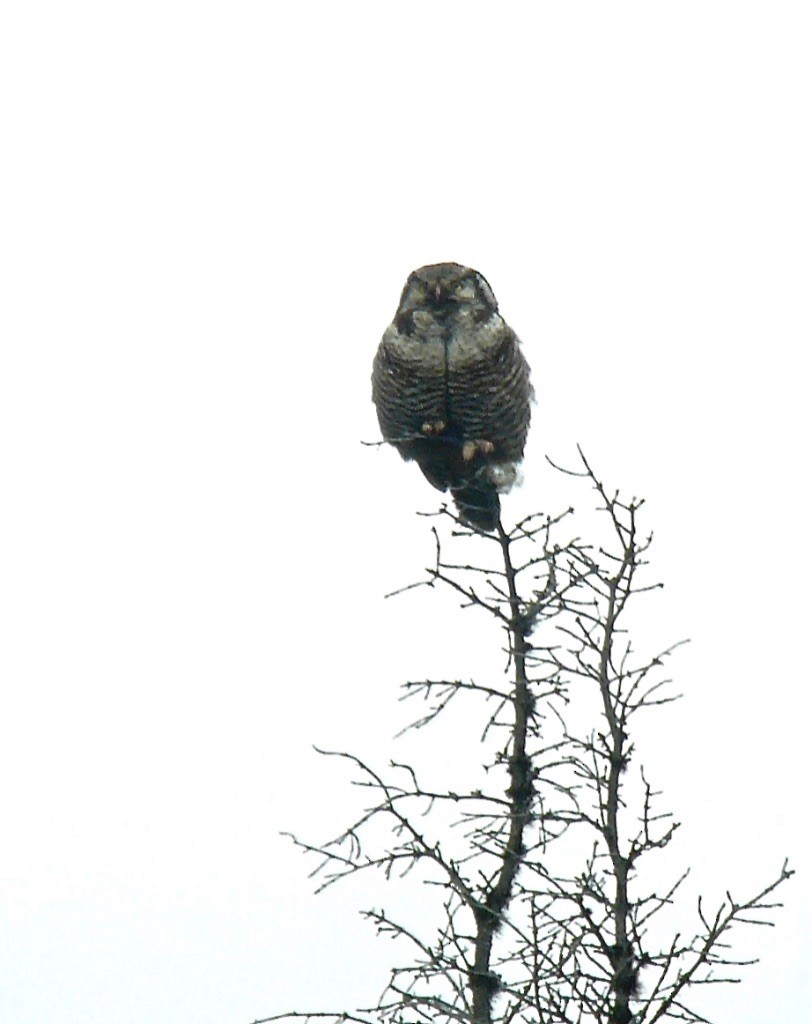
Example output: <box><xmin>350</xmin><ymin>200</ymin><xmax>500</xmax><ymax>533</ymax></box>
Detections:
<box><xmin>372</xmin><ymin>327</ymin><xmax>451</xmax><ymax>443</ymax></box>
<box><xmin>446</xmin><ymin>320</ymin><xmax>532</xmax><ymax>458</ymax></box>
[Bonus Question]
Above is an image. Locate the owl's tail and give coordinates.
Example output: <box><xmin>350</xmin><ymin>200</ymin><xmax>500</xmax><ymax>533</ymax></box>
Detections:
<box><xmin>451</xmin><ymin>482</ymin><xmax>501</xmax><ymax>533</ymax></box>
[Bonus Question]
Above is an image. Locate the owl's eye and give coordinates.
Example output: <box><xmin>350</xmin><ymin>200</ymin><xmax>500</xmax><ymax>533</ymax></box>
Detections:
<box><xmin>454</xmin><ymin>284</ymin><xmax>477</xmax><ymax>303</ymax></box>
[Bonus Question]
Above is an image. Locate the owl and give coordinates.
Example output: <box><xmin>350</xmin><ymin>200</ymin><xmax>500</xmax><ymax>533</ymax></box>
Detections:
<box><xmin>372</xmin><ymin>263</ymin><xmax>532</xmax><ymax>531</ymax></box>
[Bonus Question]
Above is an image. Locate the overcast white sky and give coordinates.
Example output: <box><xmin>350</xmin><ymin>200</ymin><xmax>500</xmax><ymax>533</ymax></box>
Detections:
<box><xmin>1</xmin><ymin>3</ymin><xmax>810</xmax><ymax>1022</ymax></box>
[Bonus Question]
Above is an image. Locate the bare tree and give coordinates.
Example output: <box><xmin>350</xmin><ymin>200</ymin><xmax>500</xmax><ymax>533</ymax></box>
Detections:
<box><xmin>259</xmin><ymin>451</ymin><xmax>792</xmax><ymax>1024</ymax></box>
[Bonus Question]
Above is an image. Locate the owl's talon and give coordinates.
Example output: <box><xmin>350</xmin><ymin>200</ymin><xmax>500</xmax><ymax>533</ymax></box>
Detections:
<box><xmin>421</xmin><ymin>420</ymin><xmax>447</xmax><ymax>436</ymax></box>
<box><xmin>462</xmin><ymin>439</ymin><xmax>495</xmax><ymax>461</ymax></box>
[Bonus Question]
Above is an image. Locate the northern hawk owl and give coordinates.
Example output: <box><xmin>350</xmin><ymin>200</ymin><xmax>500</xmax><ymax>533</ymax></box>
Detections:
<box><xmin>371</xmin><ymin>263</ymin><xmax>532</xmax><ymax>531</ymax></box>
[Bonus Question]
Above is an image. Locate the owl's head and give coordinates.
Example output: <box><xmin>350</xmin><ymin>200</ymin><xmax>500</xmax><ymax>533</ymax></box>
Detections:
<box><xmin>395</xmin><ymin>263</ymin><xmax>499</xmax><ymax>335</ymax></box>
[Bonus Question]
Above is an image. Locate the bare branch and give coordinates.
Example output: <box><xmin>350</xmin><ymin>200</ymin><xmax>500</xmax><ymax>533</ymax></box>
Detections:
<box><xmin>266</xmin><ymin>453</ymin><xmax>792</xmax><ymax>1024</ymax></box>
